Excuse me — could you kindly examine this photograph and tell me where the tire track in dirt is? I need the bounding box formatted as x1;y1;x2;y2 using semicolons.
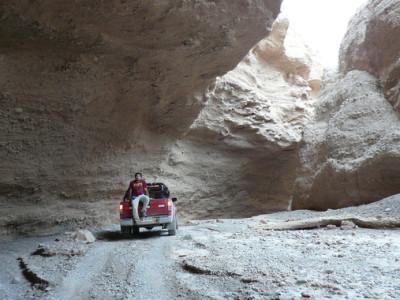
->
46;230;179;300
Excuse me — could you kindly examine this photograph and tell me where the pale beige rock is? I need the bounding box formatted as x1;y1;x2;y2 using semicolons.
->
74;229;96;243
293;0;400;211
293;70;400;210
339;0;400;112
0;0;282;233
161;17;321;219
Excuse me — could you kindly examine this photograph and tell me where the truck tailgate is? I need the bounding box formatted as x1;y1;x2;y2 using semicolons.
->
141;198;170;216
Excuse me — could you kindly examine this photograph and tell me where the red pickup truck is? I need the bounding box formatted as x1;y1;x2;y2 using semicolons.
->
119;182;178;236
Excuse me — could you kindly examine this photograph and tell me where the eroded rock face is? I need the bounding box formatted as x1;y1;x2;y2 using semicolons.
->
339;0;400;112
293;70;400;210
161;17;321;219
0;0;282;233
293;0;400;210
190;18;320;151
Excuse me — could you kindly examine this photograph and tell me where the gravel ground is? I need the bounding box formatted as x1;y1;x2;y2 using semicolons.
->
175;221;400;299
0;195;399;300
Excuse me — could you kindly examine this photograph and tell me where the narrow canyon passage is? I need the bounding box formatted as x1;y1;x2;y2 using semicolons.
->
1;0;400;299
1;0;399;231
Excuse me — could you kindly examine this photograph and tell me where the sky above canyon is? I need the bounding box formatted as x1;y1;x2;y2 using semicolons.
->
282;0;367;68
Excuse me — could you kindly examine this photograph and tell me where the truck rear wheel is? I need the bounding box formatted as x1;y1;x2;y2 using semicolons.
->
132;226;140;236
121;226;131;237
168;216;177;236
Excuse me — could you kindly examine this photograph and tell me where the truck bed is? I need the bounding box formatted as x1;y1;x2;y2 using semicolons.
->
120;198;171;219
140;198;170;216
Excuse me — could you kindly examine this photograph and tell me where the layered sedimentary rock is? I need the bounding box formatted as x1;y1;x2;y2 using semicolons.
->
162;17;321;218
293;0;400;210
0;0;282;233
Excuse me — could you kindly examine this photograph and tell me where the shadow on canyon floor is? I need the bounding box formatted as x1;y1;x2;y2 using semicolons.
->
95;229;169;241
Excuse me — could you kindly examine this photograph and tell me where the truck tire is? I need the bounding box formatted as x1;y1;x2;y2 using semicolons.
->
132;226;140;236
168;216;177;236
121;226;131;237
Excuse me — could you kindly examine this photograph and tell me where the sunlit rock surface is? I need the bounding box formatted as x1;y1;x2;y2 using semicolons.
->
162;17;321;219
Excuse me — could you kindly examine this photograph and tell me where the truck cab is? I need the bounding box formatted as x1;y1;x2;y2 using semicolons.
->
119;182;178;236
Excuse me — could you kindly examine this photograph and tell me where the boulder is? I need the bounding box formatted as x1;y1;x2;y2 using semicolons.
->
74;229;96;243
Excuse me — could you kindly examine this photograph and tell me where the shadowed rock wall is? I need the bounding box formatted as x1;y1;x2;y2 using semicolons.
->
0;0;282;233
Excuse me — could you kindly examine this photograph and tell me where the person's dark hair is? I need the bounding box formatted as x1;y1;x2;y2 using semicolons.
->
134;172;142;178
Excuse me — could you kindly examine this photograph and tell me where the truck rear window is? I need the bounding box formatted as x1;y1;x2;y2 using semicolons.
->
148;186;169;199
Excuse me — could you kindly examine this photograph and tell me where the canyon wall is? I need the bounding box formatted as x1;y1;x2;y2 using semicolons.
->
339;0;400;112
293;0;400;210
161;17;321;218
2;0;399;234
0;0;282;234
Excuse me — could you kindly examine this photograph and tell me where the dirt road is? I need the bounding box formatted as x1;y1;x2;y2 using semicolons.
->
46;230;178;300
0;227;186;300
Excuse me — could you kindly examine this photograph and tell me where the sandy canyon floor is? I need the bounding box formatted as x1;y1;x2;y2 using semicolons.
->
0;196;399;300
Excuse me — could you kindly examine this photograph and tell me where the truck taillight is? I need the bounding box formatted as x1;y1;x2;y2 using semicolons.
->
120;202;132;218
167;199;173;211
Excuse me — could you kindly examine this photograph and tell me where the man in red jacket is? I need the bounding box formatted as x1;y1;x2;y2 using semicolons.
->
126;172;150;219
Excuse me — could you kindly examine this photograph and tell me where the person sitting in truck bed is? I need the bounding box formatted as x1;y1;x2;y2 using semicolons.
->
125;172;150;219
